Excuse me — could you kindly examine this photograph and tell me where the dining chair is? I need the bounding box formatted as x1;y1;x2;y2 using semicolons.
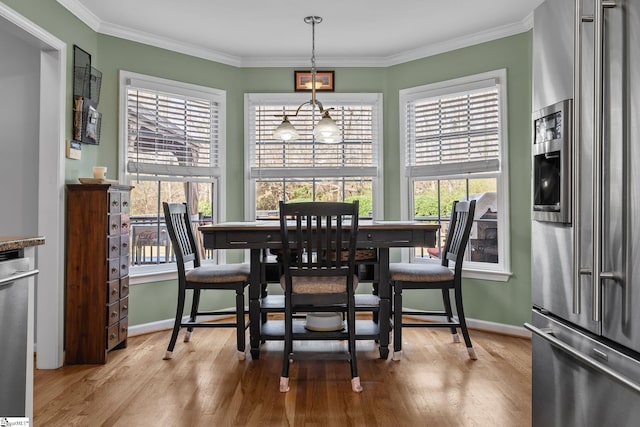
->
389;199;477;361
278;200;363;393
162;202;250;360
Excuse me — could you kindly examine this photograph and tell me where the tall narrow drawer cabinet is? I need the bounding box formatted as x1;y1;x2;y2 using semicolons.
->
65;183;132;364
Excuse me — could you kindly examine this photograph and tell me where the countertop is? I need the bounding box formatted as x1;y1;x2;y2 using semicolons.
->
0;236;45;252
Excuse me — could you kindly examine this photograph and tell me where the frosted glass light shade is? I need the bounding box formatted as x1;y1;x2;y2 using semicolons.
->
313;114;340;143
273;118;300;141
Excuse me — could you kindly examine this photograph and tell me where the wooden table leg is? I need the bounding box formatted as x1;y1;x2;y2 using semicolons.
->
249;248;262;359
377;248;390;359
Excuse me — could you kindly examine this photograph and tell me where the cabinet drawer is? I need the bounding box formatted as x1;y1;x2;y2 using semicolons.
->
120;276;130;298
107;301;120;326
108;235;120;259
120;192;130;214
109;214;121;236
119;296;129;319
107;280;120;304
107;323;120;350
121;214;130;234
120;233;130;256
120;256;129;277
109;191;121;213
119;317;128;342
108;258;120;281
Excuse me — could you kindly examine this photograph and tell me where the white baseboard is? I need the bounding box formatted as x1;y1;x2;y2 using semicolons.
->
128;313;236;337
128;311;530;339
403;314;530;338
465;317;530;338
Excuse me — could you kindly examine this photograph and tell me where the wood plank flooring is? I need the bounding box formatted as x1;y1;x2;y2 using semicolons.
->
34;319;531;426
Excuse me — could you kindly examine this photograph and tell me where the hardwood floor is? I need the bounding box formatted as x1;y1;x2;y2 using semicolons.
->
34;318;531;426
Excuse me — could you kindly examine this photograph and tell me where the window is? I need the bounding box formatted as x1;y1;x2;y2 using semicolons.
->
119;71;226;279
245;93;383;219
400;70;510;281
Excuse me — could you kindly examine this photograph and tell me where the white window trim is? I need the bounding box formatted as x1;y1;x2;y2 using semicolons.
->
118;70;227;280
244;92;384;221
399;69;511;282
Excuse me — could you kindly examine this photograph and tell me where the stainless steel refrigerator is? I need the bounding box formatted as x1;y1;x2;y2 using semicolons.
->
526;0;640;425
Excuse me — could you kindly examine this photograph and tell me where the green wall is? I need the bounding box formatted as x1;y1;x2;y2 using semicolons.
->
4;0;532;328
387;34;533;327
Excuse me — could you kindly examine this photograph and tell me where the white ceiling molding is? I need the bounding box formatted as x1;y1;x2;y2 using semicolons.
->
57;0;535;68
98;20;242;67
381;14;534;68
57;0;100;32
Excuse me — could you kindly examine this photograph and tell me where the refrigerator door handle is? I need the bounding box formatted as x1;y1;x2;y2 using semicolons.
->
572;0;582;315
592;0;617;322
525;322;640;394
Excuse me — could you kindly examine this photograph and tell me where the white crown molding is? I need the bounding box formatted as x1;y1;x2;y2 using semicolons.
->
57;1;535;68
382;12;534;67
99;21;242;67
56;0;100;31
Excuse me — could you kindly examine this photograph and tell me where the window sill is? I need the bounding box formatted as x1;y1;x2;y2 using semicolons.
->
129;267;178;285
462;267;512;282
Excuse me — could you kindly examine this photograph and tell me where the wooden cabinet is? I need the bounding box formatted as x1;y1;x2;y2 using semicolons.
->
65;184;132;364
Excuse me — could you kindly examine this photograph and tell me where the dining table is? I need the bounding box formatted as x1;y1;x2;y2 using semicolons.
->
199;220;439;359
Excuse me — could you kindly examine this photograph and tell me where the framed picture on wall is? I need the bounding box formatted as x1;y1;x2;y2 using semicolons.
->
294;70;334;92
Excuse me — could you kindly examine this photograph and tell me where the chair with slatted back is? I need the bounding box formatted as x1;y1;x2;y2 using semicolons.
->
278;200;362;393
162;202;250;360
389;199;477;361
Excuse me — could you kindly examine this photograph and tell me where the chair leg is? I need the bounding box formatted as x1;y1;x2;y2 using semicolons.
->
280;303;293;392
235;285;246;360
164;286;186;359
184;288;201;342
453;285;476;360
441;288;460;343
347;297;362;392
393;282;403;361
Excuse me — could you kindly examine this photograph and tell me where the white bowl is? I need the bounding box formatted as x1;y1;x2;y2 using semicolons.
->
304;312;344;331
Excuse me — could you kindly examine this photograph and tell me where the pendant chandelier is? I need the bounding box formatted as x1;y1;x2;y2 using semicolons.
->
273;16;341;143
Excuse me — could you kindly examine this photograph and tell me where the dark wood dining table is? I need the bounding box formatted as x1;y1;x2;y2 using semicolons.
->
199;220;439;359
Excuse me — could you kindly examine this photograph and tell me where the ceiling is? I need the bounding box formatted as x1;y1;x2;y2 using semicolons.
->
58;0;545;67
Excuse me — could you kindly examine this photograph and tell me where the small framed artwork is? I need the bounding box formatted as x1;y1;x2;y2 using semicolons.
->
294;70;335;92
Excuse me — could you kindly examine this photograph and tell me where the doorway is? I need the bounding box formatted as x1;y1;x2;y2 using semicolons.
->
0;4;66;369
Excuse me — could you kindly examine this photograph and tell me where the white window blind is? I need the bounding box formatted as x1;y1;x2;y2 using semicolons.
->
248;99;379;179
126;87;221;179
405;86;500;178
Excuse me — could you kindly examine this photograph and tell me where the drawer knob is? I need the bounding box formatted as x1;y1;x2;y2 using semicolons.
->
367;233;372;239
110;333;117;340
266;234;272;241
111;268;118;274
111;288;118;295
111;311;118;318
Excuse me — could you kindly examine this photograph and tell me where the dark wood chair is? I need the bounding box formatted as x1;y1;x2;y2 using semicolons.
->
278;200;362;393
389;200;477;361
162;202;250;360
